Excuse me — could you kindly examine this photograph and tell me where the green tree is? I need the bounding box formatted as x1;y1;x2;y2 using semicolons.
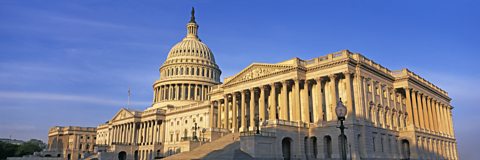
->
0;141;19;160
15;140;43;157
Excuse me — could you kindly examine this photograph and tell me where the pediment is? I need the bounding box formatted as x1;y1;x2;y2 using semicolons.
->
111;108;135;121
224;63;293;85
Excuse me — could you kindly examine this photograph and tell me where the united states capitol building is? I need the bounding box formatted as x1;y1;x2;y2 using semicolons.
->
92;9;458;160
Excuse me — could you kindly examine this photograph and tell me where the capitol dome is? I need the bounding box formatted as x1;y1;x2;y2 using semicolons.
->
151;8;221;108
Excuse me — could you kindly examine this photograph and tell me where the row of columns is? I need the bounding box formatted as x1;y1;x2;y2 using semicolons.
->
163;66;220;82
417;137;458;159
210;72;355;132
110;120;164;146
360;77;409;131
405;88;454;136
153;84;210;102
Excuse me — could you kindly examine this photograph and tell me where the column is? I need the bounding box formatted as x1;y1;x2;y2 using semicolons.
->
232;93;238;132
217;100;222;128
416;92;424;129
120;124;124;144
259;86;266;122
329;74;338;121
204;86;208;100
151;121;156;144
112;126;116;144
316;78;324;122
126;124;130;144
143;122;147;144
162;86;166;100
184;84;188;100
136;124;140;144
241;90;246;131
345;72;355;121
168;85;172;100
250;88;255;130
224;95;229;130
176;84;181;100
432;100;439;133
301;80;310;123
193;84;198;101
422;95;430;131
440;104;446;134
132;123;136;144
269;83;277;121
153;121;158;145
427;97;434;132
186;84;190;100
447;107;454;136
160;121;165;143
281;81;289;120
153;87;158;103
293;79;300;122
210;101;215;128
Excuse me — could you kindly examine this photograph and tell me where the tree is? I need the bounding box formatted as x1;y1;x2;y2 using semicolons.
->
15;140;43;157
0;141;19;160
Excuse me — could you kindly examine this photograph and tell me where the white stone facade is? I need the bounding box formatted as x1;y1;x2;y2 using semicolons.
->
96;8;458;160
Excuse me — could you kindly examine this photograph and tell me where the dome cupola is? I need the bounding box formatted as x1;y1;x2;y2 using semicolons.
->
151;8;221;109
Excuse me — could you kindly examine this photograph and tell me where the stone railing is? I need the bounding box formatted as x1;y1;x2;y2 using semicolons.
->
166;101;209;113
142;108;166;116
391;69;448;95
266;119;310;128
240;130;276;137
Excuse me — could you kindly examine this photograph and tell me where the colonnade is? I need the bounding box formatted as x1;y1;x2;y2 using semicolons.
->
417;137;458;159
110;120;164;146
210;72;356;132
360;77;408;130
153;84;210;102
404;88;454;136
162;65;220;82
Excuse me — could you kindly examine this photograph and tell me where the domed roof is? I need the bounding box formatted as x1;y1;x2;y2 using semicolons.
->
163;8;216;66
165;39;215;63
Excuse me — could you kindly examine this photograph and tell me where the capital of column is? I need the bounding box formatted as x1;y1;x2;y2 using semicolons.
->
343;71;353;77
328;74;337;80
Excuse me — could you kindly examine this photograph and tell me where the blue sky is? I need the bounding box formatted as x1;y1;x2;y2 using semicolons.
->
0;0;479;158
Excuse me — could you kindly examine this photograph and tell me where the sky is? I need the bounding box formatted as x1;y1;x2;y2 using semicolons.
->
0;0;479;158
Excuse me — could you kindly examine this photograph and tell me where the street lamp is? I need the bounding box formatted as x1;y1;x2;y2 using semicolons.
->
192;122;200;141
335;98;347;160
201;128;207;142
254;114;260;134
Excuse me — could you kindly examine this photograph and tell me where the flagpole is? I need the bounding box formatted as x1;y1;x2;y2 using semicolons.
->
128;88;131;107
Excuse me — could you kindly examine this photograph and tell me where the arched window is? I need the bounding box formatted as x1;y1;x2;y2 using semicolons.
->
338;135;348;158
196;68;200;76
282;137;292;160
324;136;332;158
186;68;189;75
180;68;183;75
311;137;318;158
175;68;178;75
401;139;410;159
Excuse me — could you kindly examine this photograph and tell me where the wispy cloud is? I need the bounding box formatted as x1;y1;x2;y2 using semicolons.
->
0;91;151;106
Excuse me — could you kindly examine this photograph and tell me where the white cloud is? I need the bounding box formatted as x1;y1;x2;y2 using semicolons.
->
0;91;151;106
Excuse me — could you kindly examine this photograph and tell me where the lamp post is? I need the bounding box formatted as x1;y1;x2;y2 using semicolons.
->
335;98;347;160
254;114;260;134
192;122;200;141
201;128;206;142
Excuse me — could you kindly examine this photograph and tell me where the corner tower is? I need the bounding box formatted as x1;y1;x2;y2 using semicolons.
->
151;8;221;109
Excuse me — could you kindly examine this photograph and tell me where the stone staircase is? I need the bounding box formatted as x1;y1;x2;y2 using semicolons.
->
164;133;253;160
